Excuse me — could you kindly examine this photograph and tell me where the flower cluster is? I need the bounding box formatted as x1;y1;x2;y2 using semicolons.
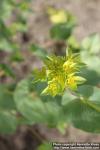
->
48;7;67;24
47;7;75;25
33;51;86;96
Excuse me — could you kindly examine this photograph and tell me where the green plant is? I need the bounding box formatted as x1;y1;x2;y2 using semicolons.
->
0;0;31;53
33;49;86;96
47;7;76;40
0;4;100;146
0;0;32;133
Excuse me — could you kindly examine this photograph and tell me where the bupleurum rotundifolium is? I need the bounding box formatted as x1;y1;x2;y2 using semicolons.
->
33;49;86;96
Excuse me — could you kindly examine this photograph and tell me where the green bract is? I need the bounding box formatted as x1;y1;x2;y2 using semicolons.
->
33;50;86;96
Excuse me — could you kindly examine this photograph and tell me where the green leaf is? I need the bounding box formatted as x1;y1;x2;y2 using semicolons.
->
0;111;17;134
80;51;100;74
77;85;100;112
77;85;94;98
0;84;18;134
62;90;76;105
63;99;100;133
89;87;100;106
30;44;47;59
14;79;62;126
0;0;13;19
10;51;24;62
0;84;16;110
81;33;100;54
32;67;47;83
68;36;80;51
57;121;68;134
0;21;12;39
37;142;52;150
0;63;15;77
14;79;44;124
79;68;100;86
50;23;74;40
0;39;19;52
9;22;27;33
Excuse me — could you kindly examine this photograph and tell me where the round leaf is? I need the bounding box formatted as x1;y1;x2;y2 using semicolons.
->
63;99;100;133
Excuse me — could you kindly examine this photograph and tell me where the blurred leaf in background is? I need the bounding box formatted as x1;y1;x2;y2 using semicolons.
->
0;111;17;134
67;36;80;52
47;7;76;40
80;34;100;75
0;63;15;78
37;142;52;150
0;0;32;56
30;44;47;59
50;23;74;40
0;84;16;110
81;33;100;54
0;84;17;133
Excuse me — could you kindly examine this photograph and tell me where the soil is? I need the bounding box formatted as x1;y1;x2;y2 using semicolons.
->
0;125;43;150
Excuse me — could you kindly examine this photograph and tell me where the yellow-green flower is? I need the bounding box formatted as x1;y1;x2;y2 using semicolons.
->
47;7;76;26
33;50;86;96
63;60;77;73
47;7;67;24
67;74;86;90
42;82;58;96
33;67;46;82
